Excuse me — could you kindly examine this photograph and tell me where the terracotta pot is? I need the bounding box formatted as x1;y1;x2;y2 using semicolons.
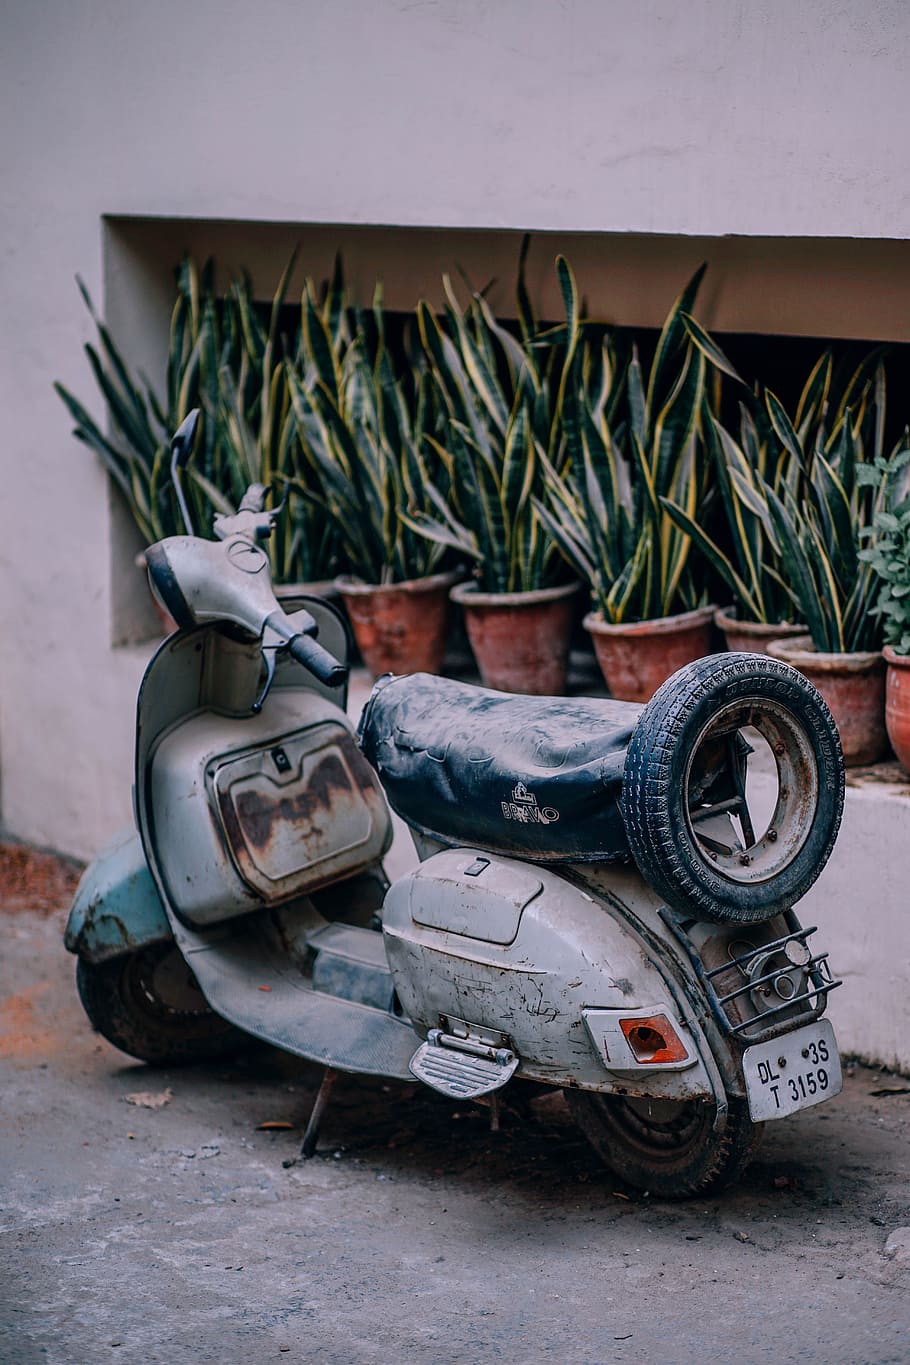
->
450;581;580;695
767;635;887;766
883;646;910;772
582;604;716;703
334;571;459;678
714;606;806;656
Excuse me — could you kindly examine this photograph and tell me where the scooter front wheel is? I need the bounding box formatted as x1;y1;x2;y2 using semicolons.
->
565;1090;761;1198
76;944;243;1066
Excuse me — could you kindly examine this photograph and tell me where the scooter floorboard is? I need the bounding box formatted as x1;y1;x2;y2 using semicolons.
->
175;921;416;1079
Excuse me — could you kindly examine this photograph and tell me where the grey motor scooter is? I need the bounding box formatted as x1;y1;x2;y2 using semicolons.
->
66;411;846;1197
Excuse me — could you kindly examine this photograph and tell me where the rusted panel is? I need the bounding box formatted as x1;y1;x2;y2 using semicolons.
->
212;727;391;904
231;750;357;851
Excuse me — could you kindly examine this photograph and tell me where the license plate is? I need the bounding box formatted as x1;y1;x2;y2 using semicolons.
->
742;1018;841;1121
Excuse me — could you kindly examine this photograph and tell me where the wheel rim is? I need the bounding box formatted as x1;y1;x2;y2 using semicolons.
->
120;945;219;1035
683;698;818;886
592;1095;712;1166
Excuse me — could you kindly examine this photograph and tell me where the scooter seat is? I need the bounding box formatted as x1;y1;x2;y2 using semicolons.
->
358;672;643;864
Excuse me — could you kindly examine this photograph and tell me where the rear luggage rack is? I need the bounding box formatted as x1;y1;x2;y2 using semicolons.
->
662;908;842;1045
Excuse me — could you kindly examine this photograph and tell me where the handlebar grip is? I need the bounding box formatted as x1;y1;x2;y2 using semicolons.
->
287;632;348;688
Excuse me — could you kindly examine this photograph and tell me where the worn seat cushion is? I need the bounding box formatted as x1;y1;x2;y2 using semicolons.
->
357;673;644;863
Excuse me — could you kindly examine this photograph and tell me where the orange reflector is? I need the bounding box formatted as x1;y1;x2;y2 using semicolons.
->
619;1014;689;1064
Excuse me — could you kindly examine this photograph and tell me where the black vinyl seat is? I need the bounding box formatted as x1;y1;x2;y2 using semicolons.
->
358;673;644;864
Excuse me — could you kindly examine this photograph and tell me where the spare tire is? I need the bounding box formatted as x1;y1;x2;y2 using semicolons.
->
621;652;844;924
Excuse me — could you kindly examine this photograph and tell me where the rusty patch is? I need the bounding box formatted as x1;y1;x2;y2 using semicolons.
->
232;749;354;851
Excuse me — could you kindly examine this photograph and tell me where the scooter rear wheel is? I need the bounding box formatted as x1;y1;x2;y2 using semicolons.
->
622;653;844;924
76;944;243;1066
565;1090;761;1198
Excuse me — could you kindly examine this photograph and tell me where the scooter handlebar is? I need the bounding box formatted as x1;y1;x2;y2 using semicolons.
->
287;632;349;688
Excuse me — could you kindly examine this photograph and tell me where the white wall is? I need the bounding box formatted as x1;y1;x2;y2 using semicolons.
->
1;1;909;1060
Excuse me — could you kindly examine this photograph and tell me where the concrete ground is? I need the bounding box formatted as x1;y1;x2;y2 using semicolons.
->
2;895;910;1365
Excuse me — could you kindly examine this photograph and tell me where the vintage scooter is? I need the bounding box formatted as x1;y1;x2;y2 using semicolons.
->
66;411;846;1197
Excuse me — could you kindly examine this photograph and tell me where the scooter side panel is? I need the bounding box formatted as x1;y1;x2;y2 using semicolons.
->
382;850;717;1101
64;827;171;963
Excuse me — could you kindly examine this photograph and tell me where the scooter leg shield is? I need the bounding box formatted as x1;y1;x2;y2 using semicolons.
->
64;826;172;964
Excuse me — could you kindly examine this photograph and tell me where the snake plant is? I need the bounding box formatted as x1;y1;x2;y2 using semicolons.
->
535;263;711;623
55;258;341;584
665;329;899;651
287;276;449;585
403;250;624;595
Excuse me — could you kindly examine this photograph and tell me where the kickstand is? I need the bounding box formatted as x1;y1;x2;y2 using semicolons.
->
285;1067;337;1165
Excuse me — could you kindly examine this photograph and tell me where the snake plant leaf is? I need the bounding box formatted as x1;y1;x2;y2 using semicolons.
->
652;346;705;502
516;232;536;350
661;496;759;619
765;486;841;651
532;494;598;587
322;252;345;348
399;509;481;562
82;344;157;466
606;530;651;623
764;391;805;471
476;292;533;388
500;401;534;528
627;349;647;450
680;314;744;386
795;350;833;441
234;279;267;372
833;349;888;435
646;263;707;419
811;449;857;591
443;277;508;437
302;284;341;407
417;300;483;446
581;404;620;560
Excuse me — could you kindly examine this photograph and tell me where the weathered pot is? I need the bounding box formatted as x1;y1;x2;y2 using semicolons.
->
334;571;459;678
883;646;910;772
767;635;887;766
450;581;580;695
583;604;716;703
714;606;806;656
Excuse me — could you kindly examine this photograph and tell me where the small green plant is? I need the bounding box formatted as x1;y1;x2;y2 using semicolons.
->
859;448;910;654
536;263;711;622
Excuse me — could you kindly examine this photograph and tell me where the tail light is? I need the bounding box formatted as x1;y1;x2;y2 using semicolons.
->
619;1013;690;1065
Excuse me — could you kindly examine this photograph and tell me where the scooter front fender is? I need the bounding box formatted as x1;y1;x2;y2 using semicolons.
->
64;826;172;964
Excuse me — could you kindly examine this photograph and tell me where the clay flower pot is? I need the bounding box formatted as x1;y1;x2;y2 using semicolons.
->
334;571;459;678
714;606;806;656
883;646;910;773
583;604;716;703
450;581;580;695
767;635;887;767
